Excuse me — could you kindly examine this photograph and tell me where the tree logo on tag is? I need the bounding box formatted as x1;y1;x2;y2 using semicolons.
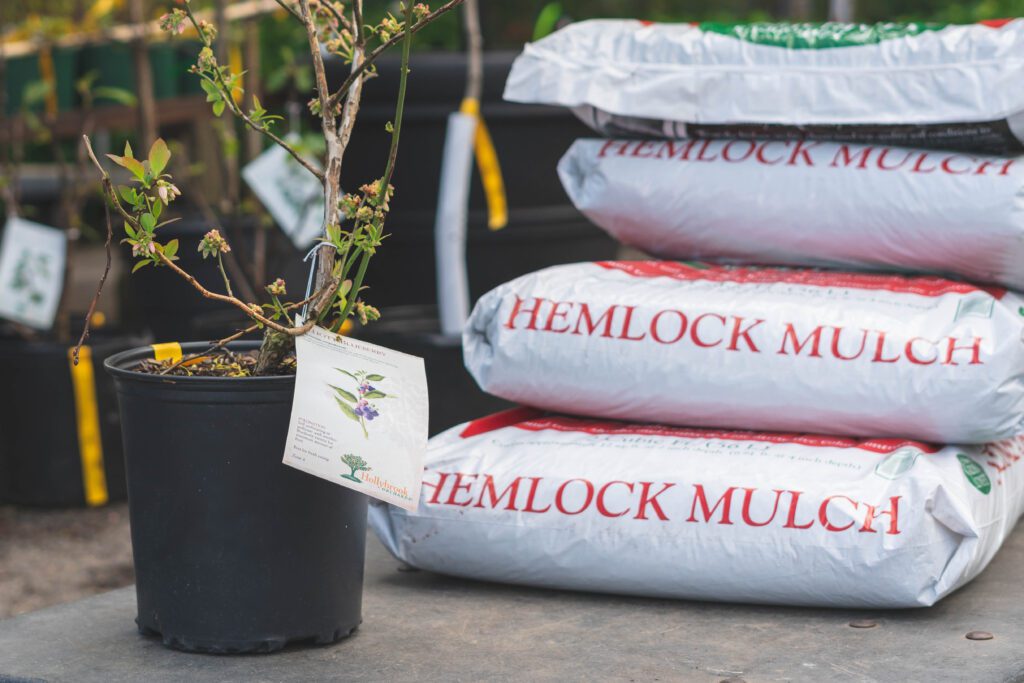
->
329;368;396;438
340;454;372;483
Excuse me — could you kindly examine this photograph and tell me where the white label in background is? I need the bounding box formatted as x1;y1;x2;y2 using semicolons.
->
283;324;429;511
242;144;324;249
0;217;67;330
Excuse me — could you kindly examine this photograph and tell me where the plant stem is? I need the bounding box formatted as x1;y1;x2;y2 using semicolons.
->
337;0;414;324
217;253;234;297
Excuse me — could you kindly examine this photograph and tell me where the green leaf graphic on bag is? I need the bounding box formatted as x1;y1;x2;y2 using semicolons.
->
957;454;992;494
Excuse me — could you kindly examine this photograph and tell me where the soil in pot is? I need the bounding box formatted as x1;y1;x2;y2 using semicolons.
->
106;341;367;653
0;331;141;507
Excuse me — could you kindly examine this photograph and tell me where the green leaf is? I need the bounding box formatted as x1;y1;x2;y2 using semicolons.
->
117;185;136;204
365;374;385;381
163;239;179;259
93;86;137;107
334;368;358;380
106;154;146;182
334;397;361;422
149;139;171;176
212;100;226;117
330;385;358;404
200;79;218;96
124;140;133;159
123;221;137;239
152;200;163;220
131;260;151;273
362;390;389;399
140;213;156;232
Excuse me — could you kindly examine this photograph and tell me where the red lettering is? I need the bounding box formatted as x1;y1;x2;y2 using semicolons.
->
596;480;634;518
783;490;815;529
657;139;700;161
830;145;872;169
905;337;938;365
631;140;657;158
778;324;823;357
727;317;764;352
871;331;901;363
696;139;719;162
687;485;736;525
722;140;756;163
756;141;787;165
423;472;450;505
635;482;675;521
554;478;594;515
741;488;785;527
943;336;984;366
830;327;869;361
445;472;479;507
505;295;545;330
859;496;901;535
522;477;551;514
787;140;820;166
650;309;688;344
819;495;857;532
543;300;573;333
691;313;726;348
877;148;914;171
573;303;616;338
473;475;521;510
597;140;631;158
618;306;647;342
940;155;972;175
911;152;936;174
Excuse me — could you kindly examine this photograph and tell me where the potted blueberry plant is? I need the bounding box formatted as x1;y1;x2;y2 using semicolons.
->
80;0;463;653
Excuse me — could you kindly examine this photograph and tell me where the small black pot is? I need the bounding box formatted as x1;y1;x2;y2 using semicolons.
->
106;342;367;654
0;334;138;507
354;307;511;435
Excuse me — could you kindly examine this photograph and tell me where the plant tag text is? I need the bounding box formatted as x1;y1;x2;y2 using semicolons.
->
0;217;67;330
283;325;428;510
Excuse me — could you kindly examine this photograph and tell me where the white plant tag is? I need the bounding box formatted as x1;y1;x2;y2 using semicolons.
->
242;144;324;249
0;217;67;330
283;324;429;510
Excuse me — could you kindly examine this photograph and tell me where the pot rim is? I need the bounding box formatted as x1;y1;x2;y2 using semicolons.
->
104;340;295;387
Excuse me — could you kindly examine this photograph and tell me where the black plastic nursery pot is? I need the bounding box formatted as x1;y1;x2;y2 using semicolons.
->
0;334;136;507
105;342;367;654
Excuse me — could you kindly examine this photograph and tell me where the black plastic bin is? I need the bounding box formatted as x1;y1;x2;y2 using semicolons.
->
106;341;367;653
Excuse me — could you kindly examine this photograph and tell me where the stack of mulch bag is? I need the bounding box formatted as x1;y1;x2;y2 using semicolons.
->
370;18;1024;608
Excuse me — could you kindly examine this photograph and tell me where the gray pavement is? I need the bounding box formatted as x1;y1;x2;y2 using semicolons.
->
1;527;1023;682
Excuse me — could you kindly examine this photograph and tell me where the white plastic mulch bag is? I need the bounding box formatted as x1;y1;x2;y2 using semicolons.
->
505;19;1024;153
370;409;1024;608
558;138;1024;289
464;262;1024;444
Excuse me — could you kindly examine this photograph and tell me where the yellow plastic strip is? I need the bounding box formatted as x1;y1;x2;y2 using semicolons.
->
67;347;109;507
460;98;508;230
229;43;244;104
38;46;57;118
151;342;183;363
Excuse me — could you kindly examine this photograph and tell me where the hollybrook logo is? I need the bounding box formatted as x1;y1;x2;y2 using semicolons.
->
502;292;987;367
422;471;902;535
596;138;1018;178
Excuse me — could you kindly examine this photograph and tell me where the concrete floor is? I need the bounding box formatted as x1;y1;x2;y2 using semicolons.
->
1;525;1022;682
